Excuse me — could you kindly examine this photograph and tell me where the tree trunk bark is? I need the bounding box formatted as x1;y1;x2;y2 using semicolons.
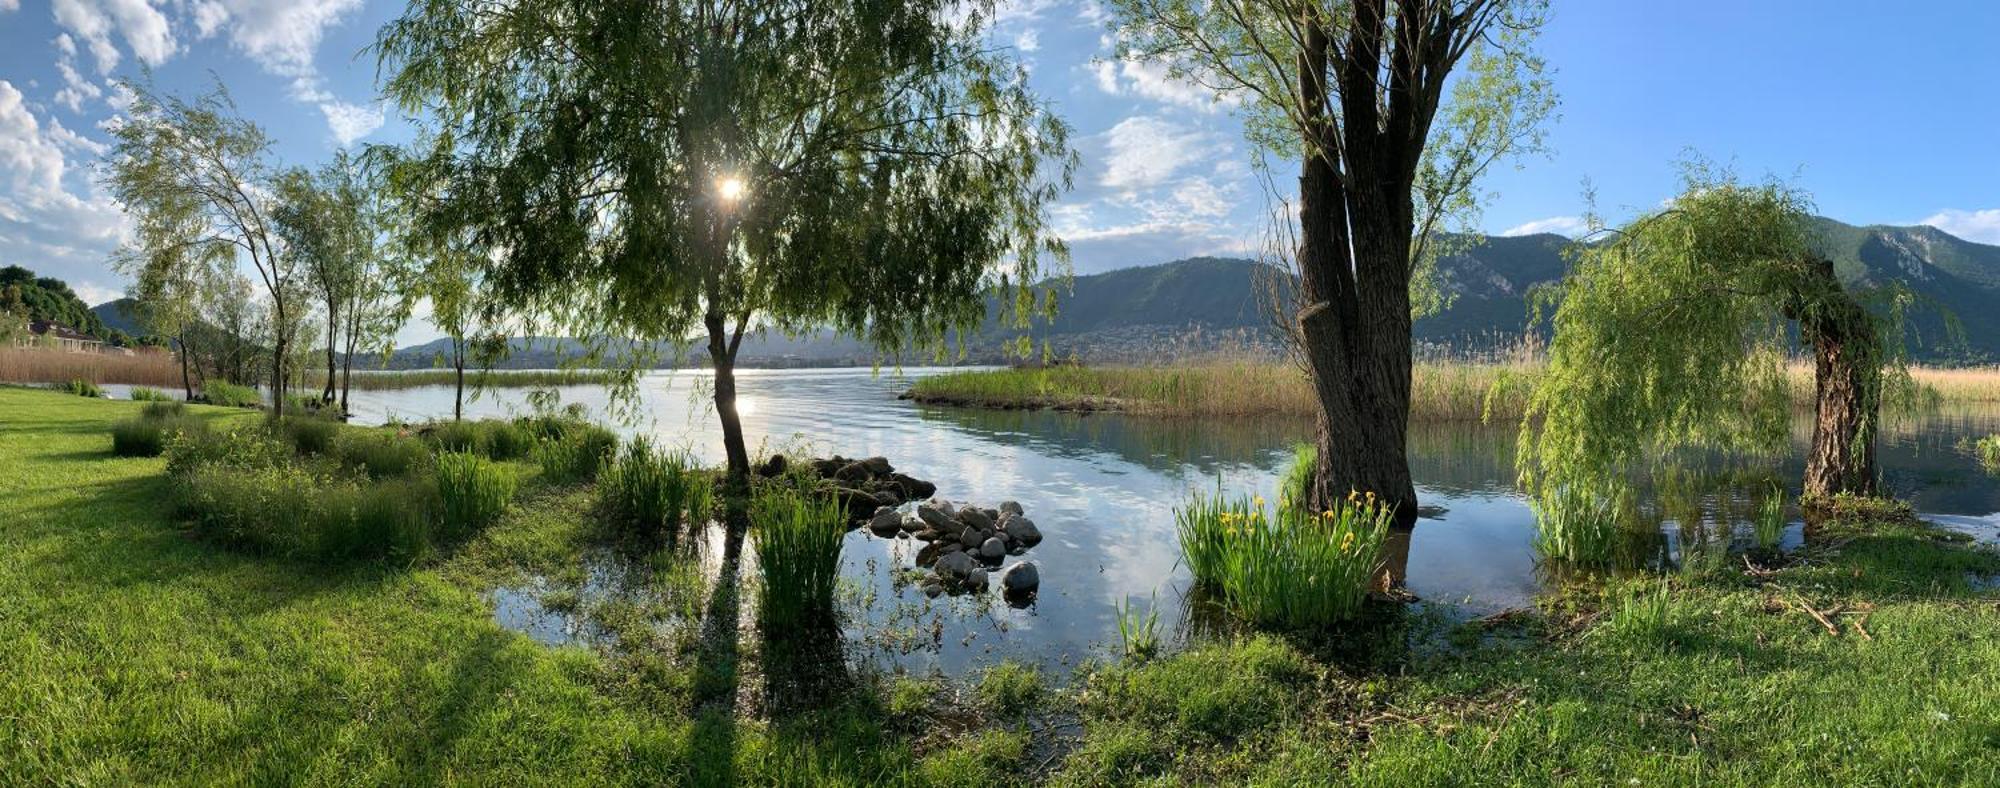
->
1801;302;1879;499
322;313;338;405
452;336;465;422
706;311;752;500
177;331;193;401
271;307;286;418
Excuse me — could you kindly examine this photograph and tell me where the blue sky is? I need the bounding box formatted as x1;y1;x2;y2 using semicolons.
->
1;0;1995;345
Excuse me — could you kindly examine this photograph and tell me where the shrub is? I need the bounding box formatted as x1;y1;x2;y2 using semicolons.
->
535;423;618;483
128;386;171;401
58;378;103;398
140;400;186;419
200;381;261;409
330;429;431;478
426;420;488;455
434;451;514;540
752;482;844;630
484;421;536;461
175;462;325;554
276;415;342;456
110;400;206;457
422;419;533;460
1176;488;1391;629
599;440;712;540
314;479;435;562
164;426;290;477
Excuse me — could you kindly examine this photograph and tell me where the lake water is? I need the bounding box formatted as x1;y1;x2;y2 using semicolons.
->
337;368;2000;676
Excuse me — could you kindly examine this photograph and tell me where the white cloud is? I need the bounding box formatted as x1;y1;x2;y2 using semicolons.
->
0;0;19;12
1099;115;1224;192
52;60;103;112
1919;209;2000;245
1090;57;1236;113
51;0;176;74
0;80;128;292
1501;216;1589;238
1014;27;1039;53
320;100;383;146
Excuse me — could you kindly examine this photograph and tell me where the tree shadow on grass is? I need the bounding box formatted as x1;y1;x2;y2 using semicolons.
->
687;522;746;787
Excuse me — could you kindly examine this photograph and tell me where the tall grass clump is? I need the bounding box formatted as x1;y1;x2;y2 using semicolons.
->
1531;484;1625;566
128;386;170;401
58;378;103;398
752;483;846;630
535;422;618;483
1176;489;1392;628
1754;485;1788;550
1976;435;2000;474
200;381;261;408
313;479;435;562
174;462;326;554
1279;443;1315;508
422;419;535;460
433;451;514;540
109;400;205;457
330;429;431;478
598;440;712;540
276;414;342;455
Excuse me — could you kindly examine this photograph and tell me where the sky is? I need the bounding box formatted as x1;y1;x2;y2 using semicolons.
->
1;0;1996;346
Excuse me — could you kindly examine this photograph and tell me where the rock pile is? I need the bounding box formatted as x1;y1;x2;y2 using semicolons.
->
758;454;938;522
877;498;1043;602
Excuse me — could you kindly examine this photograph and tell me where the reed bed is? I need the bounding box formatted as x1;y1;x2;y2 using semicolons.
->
1176;489;1392;628
598;439;713;542
911;358;2000;422
317;368;624;390
0;347;181;387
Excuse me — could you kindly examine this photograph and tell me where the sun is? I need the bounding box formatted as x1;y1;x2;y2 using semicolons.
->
716;175;747;203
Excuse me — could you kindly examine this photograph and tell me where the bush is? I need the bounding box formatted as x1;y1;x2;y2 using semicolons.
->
330;429;430;478
175;462;325;554
534;423;618;483
128;386;171;401
434;451;514;540
425;420;488;455
200;381;261;409
140;400;186;419
164;426;290;477
752;482;845;630
599;440;712;540
423;419;534;460
1177;488;1391;629
109;400;205;457
314;479;434;562
485;421;536;461
58;379;103;398
276;415;342;456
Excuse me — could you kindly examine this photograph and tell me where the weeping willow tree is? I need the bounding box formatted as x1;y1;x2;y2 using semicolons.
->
1518;169;1909;532
374;0;1072;497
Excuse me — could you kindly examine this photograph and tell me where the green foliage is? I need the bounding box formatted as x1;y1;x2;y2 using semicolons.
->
0;265;110;337
534;423;618;484
1081;634;1313;745
110;405;208;458
750;482;844;631
174;462;324;554
1531;482;1627;566
58;379;102;398
1755;485;1789;550
974;661;1044;716
163;425;289;477
421;419;534;461
1975;434;2000;474
1116;595;1163;662
1177;488;1392;628
199;381;261;409
275;415;341;456
1279;443;1315;509
329;429;431;478
128;386;170;402
308;479;435;562
1519;166;1906;509
432;451;513;540
598;440;712;541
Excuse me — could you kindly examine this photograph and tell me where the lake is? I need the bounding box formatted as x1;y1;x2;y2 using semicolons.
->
337;367;2000;677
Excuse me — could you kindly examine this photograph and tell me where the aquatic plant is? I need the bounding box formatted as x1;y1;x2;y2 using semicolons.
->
751;483;844;630
128;386;170;402
1530;483;1625;566
599;440;712;540
534;423;618;484
975;661;1044;715
1176;488;1392;629
58;378;103;398
1754;485;1788;551
422;418;536;461
1278;443;1315;510
200;381;261;409
312;479;434;562
1975;434;2000;474
433;451;514;540
330;429;431;478
1116;595;1162;662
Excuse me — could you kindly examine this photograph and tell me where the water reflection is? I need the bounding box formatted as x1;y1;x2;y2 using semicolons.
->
350;369;2000;676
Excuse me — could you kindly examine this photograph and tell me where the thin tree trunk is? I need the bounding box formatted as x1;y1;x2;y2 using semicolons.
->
322;311;338;405
452;335;465;422
271;304;287;418
177;331;193;400
705;309;752;500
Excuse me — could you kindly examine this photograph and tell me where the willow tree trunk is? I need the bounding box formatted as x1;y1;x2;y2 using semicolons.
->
322;317;339;405
1799;284;1880;499
177;332;194;400
705;309;752;502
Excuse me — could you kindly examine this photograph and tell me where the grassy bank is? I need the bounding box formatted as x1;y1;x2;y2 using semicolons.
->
4;388;1997;783
909;361;2000;421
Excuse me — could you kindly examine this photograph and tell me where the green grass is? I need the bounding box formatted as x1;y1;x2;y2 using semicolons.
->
6;387;2000;784
127;385;170;401
598;439;713;543
751;482;845;632
1976;434;2000;474
1531;482;1629;565
199;380;261;408
108;401;207;457
434;451;516;541
56;378;103;398
533;422;618;484
1176;488;1392;628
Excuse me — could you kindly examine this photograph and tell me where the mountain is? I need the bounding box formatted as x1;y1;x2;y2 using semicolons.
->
370;216;2000;368
91;298;149;337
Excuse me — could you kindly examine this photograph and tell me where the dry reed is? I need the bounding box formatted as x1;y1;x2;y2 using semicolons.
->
0;347;181;387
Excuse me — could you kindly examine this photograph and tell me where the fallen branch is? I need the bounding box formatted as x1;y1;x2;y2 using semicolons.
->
1786;591;1841;636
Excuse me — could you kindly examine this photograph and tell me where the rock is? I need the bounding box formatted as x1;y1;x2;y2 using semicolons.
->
893;474;937;500
900;514;926;533
958;507;993;531
861;456;893;476
834;487;880;520
999;516;1042;547
979;536;1005;560
756;454;789;478
958;528;985;549
916;543;940;565
868;509;902;536
937;540;964;554
834;462;871;483
1000;561;1039;593
812;457;845;477
1000;500;1024;517
873;489;900;507
967;567;989;589
936;550;976;580
917;503;958;530
927;498;956;517
981;507;1001;524
914;528;939;543
922;582;943;599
